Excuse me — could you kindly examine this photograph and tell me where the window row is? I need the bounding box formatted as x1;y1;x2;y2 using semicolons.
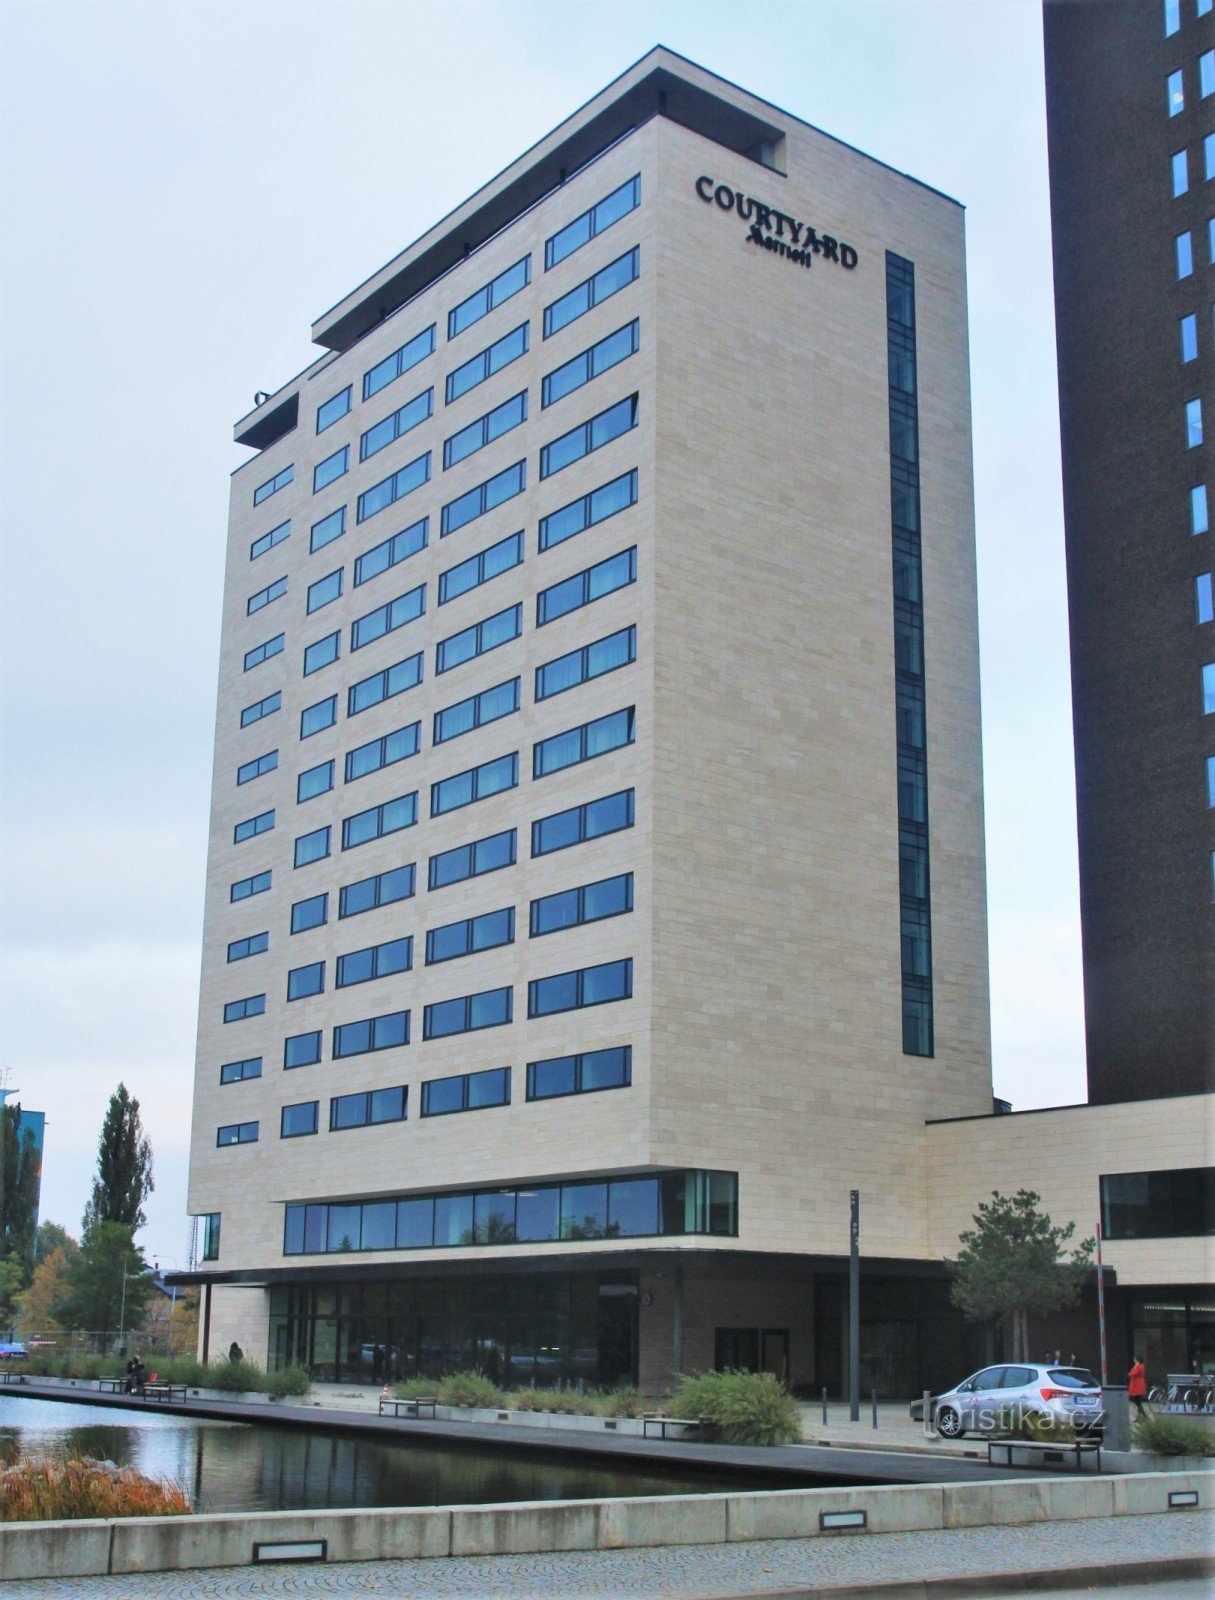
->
545;175;641;270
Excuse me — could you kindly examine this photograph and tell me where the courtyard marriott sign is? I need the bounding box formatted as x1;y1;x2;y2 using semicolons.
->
694;176;859;273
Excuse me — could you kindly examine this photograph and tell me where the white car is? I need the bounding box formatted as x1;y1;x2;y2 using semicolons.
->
930;1363;1103;1438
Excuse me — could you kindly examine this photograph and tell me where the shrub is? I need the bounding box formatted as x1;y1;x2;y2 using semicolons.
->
155;1356;205;1387
264;1364;311;1399
1015;1410;1076;1444
392;1377;440;1400
511;1387;595;1414
671;1370;802;1446
206;1357;265;1393
0;1458;192;1521
1133;1413;1215;1458
595;1386;645;1418
436;1370;502;1408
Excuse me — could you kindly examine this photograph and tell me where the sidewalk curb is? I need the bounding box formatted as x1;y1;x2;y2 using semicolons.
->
709;1553;1215;1599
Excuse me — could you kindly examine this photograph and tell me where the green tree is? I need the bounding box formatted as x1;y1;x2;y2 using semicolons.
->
52;1222;151;1342
83;1085;154;1233
0;1104;41;1306
36;1220;78;1262
947;1189;1095;1362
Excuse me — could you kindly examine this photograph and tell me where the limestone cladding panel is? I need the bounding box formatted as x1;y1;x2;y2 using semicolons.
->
636;1260;816;1390
925;1095;1215;1284
203;1284;270;1366
645;119;991;1266
190;132;674;1275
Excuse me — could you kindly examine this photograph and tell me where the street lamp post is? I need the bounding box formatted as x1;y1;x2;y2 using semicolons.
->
154;1256;179;1357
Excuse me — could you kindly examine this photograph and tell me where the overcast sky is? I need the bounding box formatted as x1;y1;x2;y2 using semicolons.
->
0;0;1081;1270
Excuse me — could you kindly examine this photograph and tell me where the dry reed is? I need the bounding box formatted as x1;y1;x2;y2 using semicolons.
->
0;1457;192;1521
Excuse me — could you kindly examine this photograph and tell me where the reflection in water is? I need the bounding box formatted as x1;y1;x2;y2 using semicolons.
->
0;1397;805;1513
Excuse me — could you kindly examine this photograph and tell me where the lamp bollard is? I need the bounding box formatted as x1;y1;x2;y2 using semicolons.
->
821;1386;828;1426
872;1387;878;1428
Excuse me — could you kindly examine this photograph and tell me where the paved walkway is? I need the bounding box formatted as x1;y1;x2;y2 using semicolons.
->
5;1513;1210;1599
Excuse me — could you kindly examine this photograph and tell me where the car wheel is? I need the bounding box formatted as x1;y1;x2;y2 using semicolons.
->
936;1406;963;1438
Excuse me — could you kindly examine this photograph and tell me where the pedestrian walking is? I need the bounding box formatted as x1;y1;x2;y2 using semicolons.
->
1128;1354;1147;1417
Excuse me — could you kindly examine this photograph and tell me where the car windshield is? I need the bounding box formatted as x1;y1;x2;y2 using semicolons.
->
1048;1367;1098;1388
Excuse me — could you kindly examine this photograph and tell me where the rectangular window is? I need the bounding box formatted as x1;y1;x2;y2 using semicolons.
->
527;1044;631;1101
440;460;526;537
230;869;272;902
535;625;636;701
448;256;530;340
533;706;635;778
226;931;268;961
294;825;331;868
332;1009;409;1058
1203;661;1215;712
223;993;265;1023
303;630;341;677
345;721;420;782
538;546;636;626
530;872;633;937
439;530;523;606
253;464;293;505
357;452;431;525
1178;230;1194;277
336;935;412;988
542;320;639;408
237;750;277;786
430;751;518;816
217;1121;258;1146
421;1067;509;1117
233;809;274;844
310;506;346;554
291;892;328;934
434;677;520;745
1201;0;1213;17
436;601;522;674
240;690;281;729
1101;1167;1214;1239
354;517;428;588
307;568;343;614
422;986;512;1039
284;1030;322;1069
297;760;334;803
363;324;435;402
1166;0;1180;32
251;520;289;561
317;386;351;433
1202;49;1214;97
546;175;641;270
531;787;635;857
1208;754;1215;806
351;583;426;651
1198;571;1214;623
1193;483;1209;533
544;247;639;338
313;445;349;493
338;862;416;919
219;1057;261;1085
244;632;285;672
287;961;325;1001
1182;313;1199;361
446;322;528;403
527;958;632;1017
341;792;418;850
1174;148;1190;197
426;906;514;964
300;696;338;740
330;1086;407;1131
247;575;287;616
348;651;423;716
360;387;433;462
428;827;516;891
1169;67;1185;116
443;390;527;470
1187;396;1204;446
281;1101;318;1138
538;469;637;553
1207;132;1215;180
540;395;638;479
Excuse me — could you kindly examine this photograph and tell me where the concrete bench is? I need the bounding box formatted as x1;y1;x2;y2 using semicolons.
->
141;1382;188;1404
987;1435;1101;1473
641;1414;712;1441
379;1395;437;1419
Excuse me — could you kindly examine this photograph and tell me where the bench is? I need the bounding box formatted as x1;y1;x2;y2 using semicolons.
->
379;1395;437;1419
141;1382;188;1405
0;1368;24;1385
987;1436;1101;1473
97;1376;127;1394
641;1414;712;1441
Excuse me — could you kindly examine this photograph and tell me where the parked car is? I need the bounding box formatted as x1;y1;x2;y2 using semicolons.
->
0;1342;27;1361
914;1363;1103;1438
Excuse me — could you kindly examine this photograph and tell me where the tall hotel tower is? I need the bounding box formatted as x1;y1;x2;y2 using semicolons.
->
185;49;994;1393
1044;0;1215;1102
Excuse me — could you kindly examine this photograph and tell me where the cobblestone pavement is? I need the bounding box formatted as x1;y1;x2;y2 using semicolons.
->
6;1512;1210;1599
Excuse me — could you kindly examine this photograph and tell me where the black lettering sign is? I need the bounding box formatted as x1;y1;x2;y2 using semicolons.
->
695;176;859;276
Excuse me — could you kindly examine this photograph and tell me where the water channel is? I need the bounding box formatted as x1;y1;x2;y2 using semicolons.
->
0;1397;834;1513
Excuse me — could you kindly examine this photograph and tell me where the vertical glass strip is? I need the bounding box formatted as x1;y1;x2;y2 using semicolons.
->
886;252;934;1057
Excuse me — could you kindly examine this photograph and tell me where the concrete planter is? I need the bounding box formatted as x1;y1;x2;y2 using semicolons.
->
430;1403;651;1435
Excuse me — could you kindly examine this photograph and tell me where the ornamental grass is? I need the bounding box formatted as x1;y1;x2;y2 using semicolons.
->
0;1457;192;1522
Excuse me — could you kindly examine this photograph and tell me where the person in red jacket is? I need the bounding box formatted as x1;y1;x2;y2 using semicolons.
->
1128;1355;1148;1417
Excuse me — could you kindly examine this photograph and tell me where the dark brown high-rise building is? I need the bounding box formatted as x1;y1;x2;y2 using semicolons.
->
1044;0;1215;1103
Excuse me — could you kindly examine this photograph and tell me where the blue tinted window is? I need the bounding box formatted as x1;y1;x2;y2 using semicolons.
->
531;789;635;857
434;677;519;745
436;602;522;674
291;893;328;934
542;320;639;407
428;827;516;891
332;1009;409;1058
545;176;640;269
233;809;275;844
294;826;331;868
244;632;285;671
336;936;412;987
448;257;530;339
297;760;334;803
439;530;523;605
534;707;635;778
530;873;632;936
528;1045;630;1100
539;470;637;553
287;961;325;1001
351;583;426;651
313;446;349;493
363;325;436;401
237;749;278;786
422;986;512;1039
540;395;637;480
538;547;635;626
360;387;433;462
303;630;341;676
426;906;514;964
422;1067;509;1116
284;1030;322;1069
341;792;417;850
330;1085;407;1130
217;1120;259;1145
253;464;293;505
446;322;529;403
230;869;272;902
528;958;632;1017
251;520;290;561
317;386;351;433
354;518;428;587
240;691;281;729
440;460;526;538
345;721;420;782
307;569;343;614
348;652;423;717
536;626;635;701
443;391;527;469
247;576;287;616
543;248;639;338
220;1056;262;1084
310;507;346;553
223;993;265;1023
431;752;518;817
357;453;431;524
226;930;269;961
281;1101;318;1138
300;696;337;739
338;862;416;919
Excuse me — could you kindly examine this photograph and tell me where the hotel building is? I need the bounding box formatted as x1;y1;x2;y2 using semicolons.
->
183;48;1212;1394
